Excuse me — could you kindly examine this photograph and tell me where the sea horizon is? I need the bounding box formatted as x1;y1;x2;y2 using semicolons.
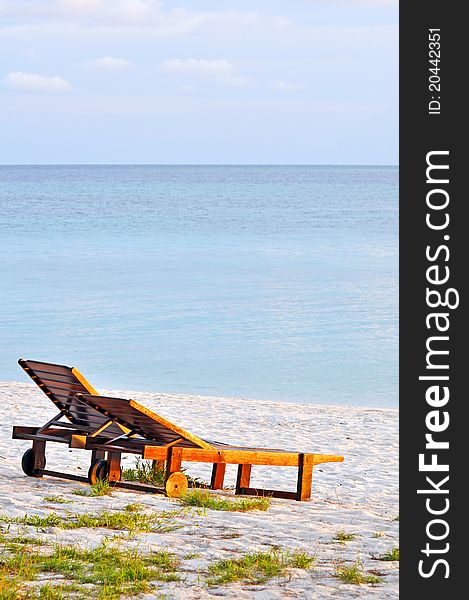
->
1;163;399;167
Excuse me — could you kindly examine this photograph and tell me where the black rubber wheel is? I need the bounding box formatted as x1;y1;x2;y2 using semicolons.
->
88;459;109;485
21;448;44;477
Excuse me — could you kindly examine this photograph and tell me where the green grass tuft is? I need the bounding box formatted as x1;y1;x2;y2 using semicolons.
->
38;583;67;599
183;552;201;560
334;531;356;542
43;496;71;505
72;480;112;497
378;547;399;561
4;514;63;529
1;533;181;600
123;503;144;513
121;458;166;486
335;563;383;585
179;489;270;512
0;506;183;535
43;544;181;595
6;535;46;547
207;549;315;585
122;458;210;489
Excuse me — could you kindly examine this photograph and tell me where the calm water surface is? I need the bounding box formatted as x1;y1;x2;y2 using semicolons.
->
0;165;398;407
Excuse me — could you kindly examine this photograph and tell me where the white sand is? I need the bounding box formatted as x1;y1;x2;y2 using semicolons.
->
0;381;398;598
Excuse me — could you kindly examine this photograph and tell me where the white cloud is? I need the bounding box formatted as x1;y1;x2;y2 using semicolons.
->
4;71;72;92
162;58;231;77
273;81;305;91
87;56;132;70
56;0;163;21
161;58;248;86
0;1;268;38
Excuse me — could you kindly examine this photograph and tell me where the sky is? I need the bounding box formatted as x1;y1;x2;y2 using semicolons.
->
0;1;398;164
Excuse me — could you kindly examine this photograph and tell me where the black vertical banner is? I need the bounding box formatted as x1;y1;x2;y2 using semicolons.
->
400;3;465;598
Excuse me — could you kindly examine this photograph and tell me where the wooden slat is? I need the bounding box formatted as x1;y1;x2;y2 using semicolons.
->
20;359;73;376
35;377;83;394
85;439;151;455
144;446;301;466
13;426;41;438
35;380;86;392
18;359;128;437
145;446;343;467
78;394;213;450
71;367;99;395
13;425;78;440
33;373;84;385
141;446;169;461
87;434;147;447
12;431;72;444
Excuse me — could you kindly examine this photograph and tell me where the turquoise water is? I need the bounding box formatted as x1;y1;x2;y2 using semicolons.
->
0;165;397;407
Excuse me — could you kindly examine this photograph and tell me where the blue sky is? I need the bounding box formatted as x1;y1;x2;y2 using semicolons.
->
0;1;398;164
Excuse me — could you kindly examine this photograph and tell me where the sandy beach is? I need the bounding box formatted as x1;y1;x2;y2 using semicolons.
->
0;381;398;598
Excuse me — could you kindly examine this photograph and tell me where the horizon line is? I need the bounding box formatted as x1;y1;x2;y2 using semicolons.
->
0;163;399;167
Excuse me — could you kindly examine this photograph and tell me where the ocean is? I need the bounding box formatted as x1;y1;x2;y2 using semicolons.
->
0;165;398;407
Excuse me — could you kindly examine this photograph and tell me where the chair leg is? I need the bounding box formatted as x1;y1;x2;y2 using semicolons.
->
32;440;46;473
91;449;106;464
296;454;314;501
108;452;122;482
210;463;226;490
165;447;182;480
235;464;252;495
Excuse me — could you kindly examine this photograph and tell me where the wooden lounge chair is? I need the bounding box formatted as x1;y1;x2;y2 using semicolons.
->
12;360;343;500
12;359;129;482
70;393;344;501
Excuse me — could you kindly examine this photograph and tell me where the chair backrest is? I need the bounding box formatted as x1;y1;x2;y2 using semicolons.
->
77;393;215;449
18;359;123;435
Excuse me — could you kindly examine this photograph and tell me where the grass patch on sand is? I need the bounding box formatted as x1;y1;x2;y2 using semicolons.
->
1;544;37;596
43;496;72;505
122;458;166;487
123;503;144;513
3;536;47;552
207;549;315;585
122;458;210;489
38;583;83;599
179;489;270;512
1;535;181;600
39;544;181;593
72;480;112;497
378;547;399;561
0;506;184;535
335;563;383;585
334;531;356;542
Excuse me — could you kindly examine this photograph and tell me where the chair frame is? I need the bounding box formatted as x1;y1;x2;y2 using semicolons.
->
12;360;344;501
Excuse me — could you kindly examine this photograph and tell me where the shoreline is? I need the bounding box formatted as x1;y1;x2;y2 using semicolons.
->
1;379;400;413
1;380;398;598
